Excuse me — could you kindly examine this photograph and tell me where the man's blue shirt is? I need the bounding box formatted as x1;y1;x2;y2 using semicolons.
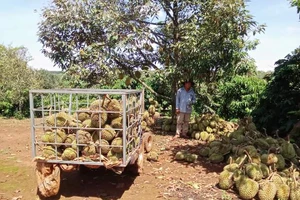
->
176;87;196;113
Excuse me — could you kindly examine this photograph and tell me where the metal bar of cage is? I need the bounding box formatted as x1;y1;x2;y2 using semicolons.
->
122;94;127;165
30;89;143;95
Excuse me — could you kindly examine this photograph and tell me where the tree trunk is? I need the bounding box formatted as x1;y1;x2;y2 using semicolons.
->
171;78;178;120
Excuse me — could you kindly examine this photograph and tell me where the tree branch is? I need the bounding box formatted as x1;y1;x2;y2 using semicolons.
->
134;19;166;26
136;47;160;69
114;59;171;101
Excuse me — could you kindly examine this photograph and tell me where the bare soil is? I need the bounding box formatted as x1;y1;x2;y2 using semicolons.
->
0;118;239;200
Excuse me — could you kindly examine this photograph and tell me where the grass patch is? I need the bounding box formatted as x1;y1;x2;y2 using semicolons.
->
0;164;19;173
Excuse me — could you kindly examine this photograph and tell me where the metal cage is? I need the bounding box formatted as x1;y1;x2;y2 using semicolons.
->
29;89;145;168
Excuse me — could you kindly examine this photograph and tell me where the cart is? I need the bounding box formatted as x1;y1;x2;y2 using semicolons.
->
29;89;153;198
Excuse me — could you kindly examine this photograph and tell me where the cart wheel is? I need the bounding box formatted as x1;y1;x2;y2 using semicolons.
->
35;162;61;198
143;132;153;153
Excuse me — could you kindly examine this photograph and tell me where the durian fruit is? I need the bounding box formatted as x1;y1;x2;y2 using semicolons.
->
194;132;201;140
77;130;92;144
111;117;123;129
245;163;263;181
185;153;198;163
101;125;116;142
82;119;93;131
209;146;220;156
73;109;90;122
281;141;296;160
275;154;286;171
289;181;300;200
107;149;122;162
175;151;186;161
206;126;213;133
111;137;123;153
147;151;159;162
234;172;246;189
258;180;277;200
200;131;209;141
208;140;222;148
265;137;278;146
95;139;110;155
219;144;232;155
254;138;270;150
289;170;300;200
134;71;142;79
209;121;217;128
48;129;67;147
41;129;53;143
153;112;160;121
64;134;76;148
106;99;121;119
71;140;77;150
90;99;109;111
42;146;58;158
61;147;77;160
146;117;155;127
260;163;270;178
192;123;199;131
275;175;290;200
207;134;215;142
223;163;239;172
82;144;97;156
208;153;224;164
237;177;259;200
261;153;278;165
199;147;210;157
90;108;108;128
46;112;79;127
141;121;147;131
148;105;156;115
142;111;150;121
218;170;234;190
125;77;131;86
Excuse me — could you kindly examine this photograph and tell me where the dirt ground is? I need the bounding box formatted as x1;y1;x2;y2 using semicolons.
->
0;118;239;200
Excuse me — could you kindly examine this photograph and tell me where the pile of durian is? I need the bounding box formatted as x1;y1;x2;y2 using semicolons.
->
219;153;300;200
189;113;237;142
160;113;237;137
197;116;300;200
141;98;161;131
39;95;141;164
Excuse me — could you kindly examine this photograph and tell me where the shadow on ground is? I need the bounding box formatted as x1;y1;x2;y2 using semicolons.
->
169;142;225;174
40;167;138;200
153;129;225;174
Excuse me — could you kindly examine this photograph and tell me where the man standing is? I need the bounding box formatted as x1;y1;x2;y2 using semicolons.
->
174;80;196;139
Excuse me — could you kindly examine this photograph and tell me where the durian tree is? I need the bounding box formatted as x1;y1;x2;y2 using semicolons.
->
38;0;265;117
252;47;300;136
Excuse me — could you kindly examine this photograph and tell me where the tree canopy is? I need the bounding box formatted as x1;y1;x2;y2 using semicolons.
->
252;47;300;136
38;0;265;117
38;0;264;81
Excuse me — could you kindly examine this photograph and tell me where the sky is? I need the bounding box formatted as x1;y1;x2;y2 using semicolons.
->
0;0;299;72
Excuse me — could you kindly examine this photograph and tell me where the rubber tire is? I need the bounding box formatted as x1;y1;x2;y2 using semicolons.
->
143;132;153;153
36;162;61;198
